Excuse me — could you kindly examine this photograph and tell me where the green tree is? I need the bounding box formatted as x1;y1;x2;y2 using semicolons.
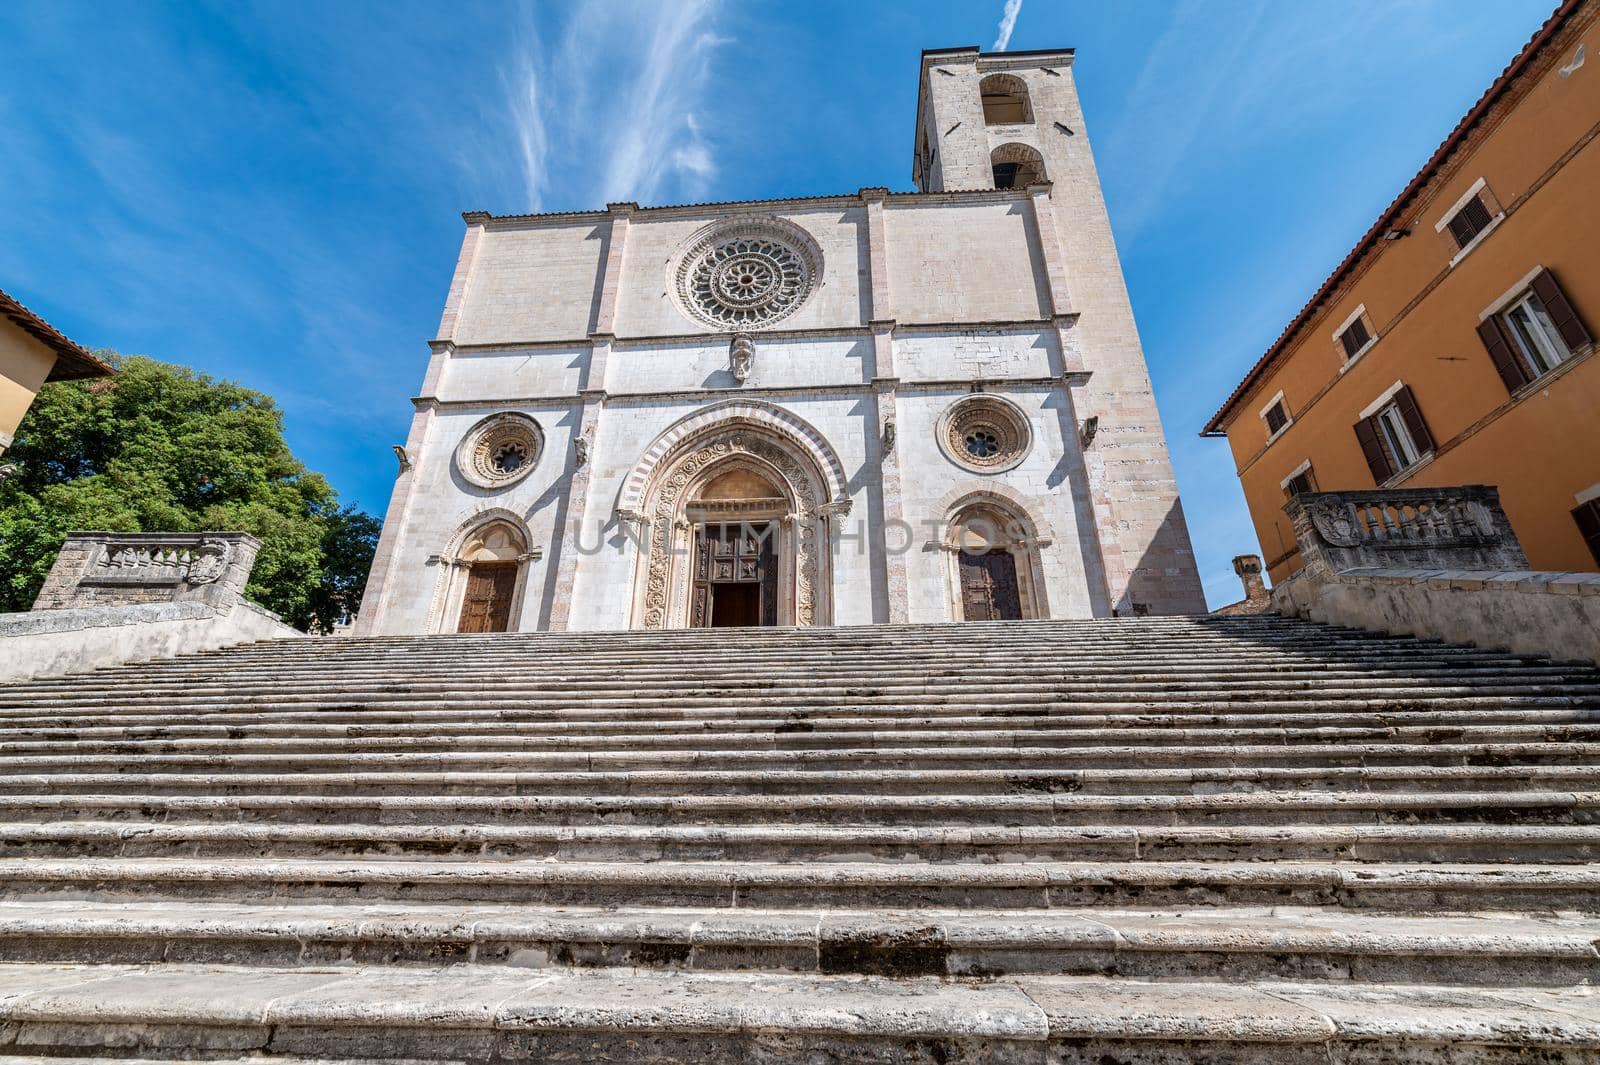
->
0;353;380;631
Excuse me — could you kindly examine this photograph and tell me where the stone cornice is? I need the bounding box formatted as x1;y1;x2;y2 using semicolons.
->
414;375;1069;412
435;319;1060;355
463;187;1034;230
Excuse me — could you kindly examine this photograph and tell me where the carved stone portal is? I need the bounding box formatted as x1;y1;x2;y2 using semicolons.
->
638;428;830;629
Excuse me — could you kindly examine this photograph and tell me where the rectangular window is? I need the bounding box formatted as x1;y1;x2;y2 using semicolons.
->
1446;193;1495;250
1375;401;1421;470
1354;384;1435;485
1263;400;1289;435
1476;268;1593;394
1575;500;1600;568
1502;290;1571;376
1339;316;1372;359
1283;467;1318;499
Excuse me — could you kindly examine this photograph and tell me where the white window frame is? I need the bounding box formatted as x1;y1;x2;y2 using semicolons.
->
1374;400;1422;472
1501;289;1573;378
1333;304;1379;372
1359;379;1430;480
1575;481;1600;507
1279;458;1315;497
1434;177;1505;267
1258;389;1292;443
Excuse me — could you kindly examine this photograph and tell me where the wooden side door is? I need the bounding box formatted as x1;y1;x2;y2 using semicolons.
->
959;549;1023;621
458;561;518;633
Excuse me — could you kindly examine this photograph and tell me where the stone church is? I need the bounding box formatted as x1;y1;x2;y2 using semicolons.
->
354;46;1205;635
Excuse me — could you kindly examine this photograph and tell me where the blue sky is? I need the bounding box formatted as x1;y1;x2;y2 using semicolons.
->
0;0;1557;606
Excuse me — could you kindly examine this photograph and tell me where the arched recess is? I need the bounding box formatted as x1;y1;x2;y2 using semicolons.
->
427;508;540;633
617;399;850;516
933;485;1053;622
619;406;851;630
979;74;1033;125
990;142;1046;190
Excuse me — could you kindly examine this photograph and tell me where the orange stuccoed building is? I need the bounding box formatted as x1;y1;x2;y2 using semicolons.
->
1204;0;1600;584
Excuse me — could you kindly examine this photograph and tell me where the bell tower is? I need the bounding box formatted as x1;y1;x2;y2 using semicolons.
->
913;46;1079;193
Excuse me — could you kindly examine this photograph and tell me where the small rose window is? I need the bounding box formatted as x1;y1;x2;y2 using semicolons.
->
455;413;544;489
938;396;1032;474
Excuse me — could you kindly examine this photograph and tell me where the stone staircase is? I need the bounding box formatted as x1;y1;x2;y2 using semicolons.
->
0;614;1596;1062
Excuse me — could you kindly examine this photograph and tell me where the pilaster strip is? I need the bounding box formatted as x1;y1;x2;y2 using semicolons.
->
546;386;605;631
352;400;440;635
434;223;485;343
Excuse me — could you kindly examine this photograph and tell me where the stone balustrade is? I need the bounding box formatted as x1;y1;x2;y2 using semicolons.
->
1275;486;1597;663
1284;485;1529;577
32;531;263;611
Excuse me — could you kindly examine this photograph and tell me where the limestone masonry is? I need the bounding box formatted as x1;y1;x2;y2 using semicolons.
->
0;615;1598;1060
355;45;1205;635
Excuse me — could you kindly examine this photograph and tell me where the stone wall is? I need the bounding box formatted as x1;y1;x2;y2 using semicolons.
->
4;531;301;680
0;599;302;681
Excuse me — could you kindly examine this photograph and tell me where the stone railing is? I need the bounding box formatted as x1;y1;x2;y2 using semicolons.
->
1274;487;1597;663
32;532;263;611
1284;486;1529;576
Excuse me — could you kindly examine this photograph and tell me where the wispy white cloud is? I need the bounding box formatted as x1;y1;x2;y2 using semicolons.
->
993;0;1024;51
498;1;726;212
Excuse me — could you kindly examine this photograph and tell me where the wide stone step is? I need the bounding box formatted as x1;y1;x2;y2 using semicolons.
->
10;763;1599;797
20;658;1589;687
11;662;1594;693
8;706;1600;745
3;739;1595;775
74;666;1570;698
1;962;1596;1063
6;820;1600;864
1;899;1595;986
3;857;1598;910
9;721;1600;757
7;694;1598;732
4;789;1591;828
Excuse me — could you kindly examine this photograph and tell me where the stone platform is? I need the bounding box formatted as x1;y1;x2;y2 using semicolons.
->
0;615;1596;1061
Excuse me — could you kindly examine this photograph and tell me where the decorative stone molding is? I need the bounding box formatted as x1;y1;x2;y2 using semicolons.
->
1284;486;1528;577
632;418;844;630
32;532;263;612
454;412;544;490
617;399;851;517
936;394;1033;473
669;217;822;330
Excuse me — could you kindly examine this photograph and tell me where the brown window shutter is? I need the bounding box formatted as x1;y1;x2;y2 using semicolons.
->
1354;416;1394;484
1394;386;1435;454
1476;317;1532;393
1574;501;1600;567
1530;268;1593;352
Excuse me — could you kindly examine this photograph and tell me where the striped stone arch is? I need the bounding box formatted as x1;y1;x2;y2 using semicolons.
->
932;481;1057;544
617;399;851;515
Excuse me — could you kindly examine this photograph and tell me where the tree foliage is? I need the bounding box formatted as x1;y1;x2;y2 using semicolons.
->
0;354;380;631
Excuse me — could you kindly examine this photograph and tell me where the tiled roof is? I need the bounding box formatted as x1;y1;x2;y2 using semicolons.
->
1201;0;1584;436
0;287;115;381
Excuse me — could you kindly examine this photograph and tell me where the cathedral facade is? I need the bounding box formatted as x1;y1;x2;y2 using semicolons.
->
354;46;1205;635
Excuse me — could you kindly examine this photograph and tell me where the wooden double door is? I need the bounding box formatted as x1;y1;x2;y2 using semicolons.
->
959;548;1023;621
457;562;518;633
691;521;778;628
